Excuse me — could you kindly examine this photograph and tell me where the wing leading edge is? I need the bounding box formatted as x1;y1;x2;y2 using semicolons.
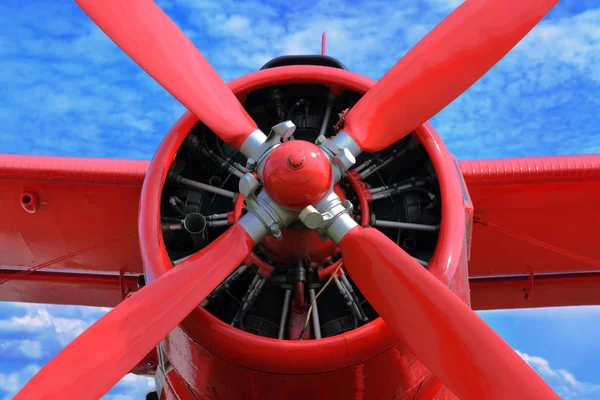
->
462;155;600;310
2;154;599;310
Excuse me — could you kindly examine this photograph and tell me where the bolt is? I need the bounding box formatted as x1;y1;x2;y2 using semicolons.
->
315;135;326;145
269;223;283;241
246;157;257;171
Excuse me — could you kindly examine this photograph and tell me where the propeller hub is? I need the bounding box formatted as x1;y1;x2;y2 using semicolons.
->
262;140;332;209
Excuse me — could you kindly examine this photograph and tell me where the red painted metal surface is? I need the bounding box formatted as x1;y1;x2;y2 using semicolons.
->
0;48;583;398
0;0;591;395
470;272;600;310
347;169;371;226
317;259;344;280
258;185;346;264
461;155;600;277
343;0;558;152
262;140;332;209
20;193;39;213
161;368;196;400
288;307;311;340
0;155;147;280
461;155;600;184
229;65;376;97
0;154;148;183
417;123;470;287
260;228;338;265
0;270;138;307
75;0;257;150
136;66;471;398
1;62;575;397
164;326;441;400
339;226;558;400
130;348;158;376
16;223;254;399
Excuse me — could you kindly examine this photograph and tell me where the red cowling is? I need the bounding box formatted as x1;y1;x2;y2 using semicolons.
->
338;226;560;400
15;224;255;400
75;0;258;150
343;0;559;153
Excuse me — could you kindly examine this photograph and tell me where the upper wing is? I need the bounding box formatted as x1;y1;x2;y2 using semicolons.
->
5;153;599;310
461;155;600;310
0;154;148;307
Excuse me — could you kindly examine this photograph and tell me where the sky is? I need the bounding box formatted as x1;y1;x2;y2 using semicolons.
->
0;0;599;398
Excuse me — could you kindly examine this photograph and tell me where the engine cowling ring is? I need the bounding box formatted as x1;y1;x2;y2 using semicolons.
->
138;65;467;375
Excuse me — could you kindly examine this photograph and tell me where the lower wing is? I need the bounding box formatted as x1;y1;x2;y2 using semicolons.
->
461;155;600;310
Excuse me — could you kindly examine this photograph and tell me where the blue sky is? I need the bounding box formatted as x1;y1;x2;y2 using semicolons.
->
0;0;599;398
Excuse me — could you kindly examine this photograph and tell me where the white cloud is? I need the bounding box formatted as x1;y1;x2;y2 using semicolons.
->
221;15;252;36
154;0;600;160
0;0;597;160
4;308;91;345
102;374;156;400
0;340;43;359
511;8;600;82
517;351;600;400
518;351;559;378
424;0;464;11
0;364;41;400
428;4;600;159
103;396;135;400
120;373;156;390
17;341;42;359
171;0;429;79
0;303;154;398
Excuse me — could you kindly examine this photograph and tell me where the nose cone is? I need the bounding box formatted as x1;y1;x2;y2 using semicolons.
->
262;141;332;209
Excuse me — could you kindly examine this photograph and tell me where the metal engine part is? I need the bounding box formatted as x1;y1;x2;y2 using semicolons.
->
159;83;441;340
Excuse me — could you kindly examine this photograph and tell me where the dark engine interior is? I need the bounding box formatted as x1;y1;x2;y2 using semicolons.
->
159;81;441;340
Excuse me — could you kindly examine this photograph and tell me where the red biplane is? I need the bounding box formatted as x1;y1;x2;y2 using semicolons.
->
2;0;598;398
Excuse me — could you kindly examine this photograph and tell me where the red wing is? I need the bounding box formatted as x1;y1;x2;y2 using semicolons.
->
461;155;600;310
0;154;147;307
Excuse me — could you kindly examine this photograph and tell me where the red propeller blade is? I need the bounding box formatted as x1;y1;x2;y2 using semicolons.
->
338;226;559;400
75;0;258;150
15;224;255;399
343;0;558;152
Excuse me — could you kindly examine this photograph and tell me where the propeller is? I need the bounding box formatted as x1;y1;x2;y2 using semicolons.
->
16;0;562;398
337;226;559;400
342;0;559;153
14;224;255;399
75;0;258;150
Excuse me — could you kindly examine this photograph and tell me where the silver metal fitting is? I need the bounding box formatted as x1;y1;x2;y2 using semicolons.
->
246;157;257;171
237;212;269;246
239;124;363;244
324;213;358;244
239;173;260;198
334;148;357;171
329;131;361;158
238;172;282;240
270;120;296;141
238;172;300;241
317;131;361;183
298;190;357;243
244;121;297;179
240;129;267;159
299;199;352;230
